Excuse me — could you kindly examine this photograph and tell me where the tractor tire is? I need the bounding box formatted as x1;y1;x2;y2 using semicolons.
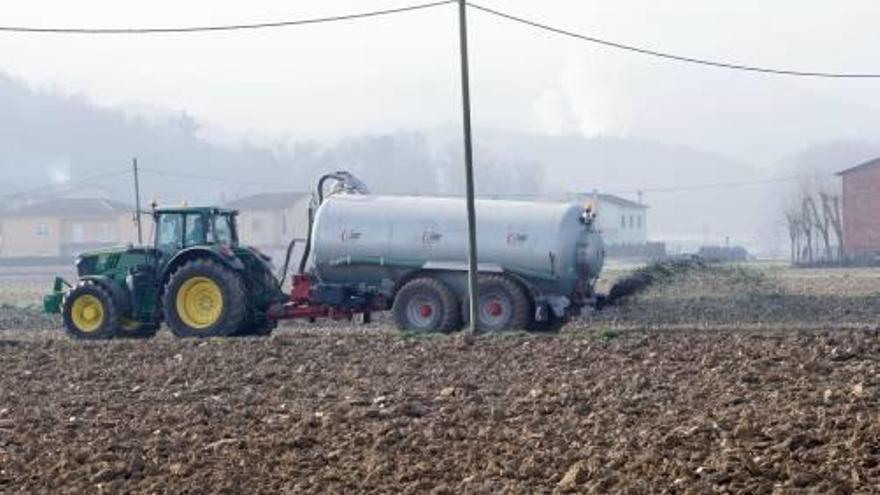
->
392;277;461;333
117;320;160;339
462;274;531;332
62;281;120;340
237;318;277;337
163;258;246;338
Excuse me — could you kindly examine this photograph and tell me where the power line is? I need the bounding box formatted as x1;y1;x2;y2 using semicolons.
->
0;0;453;34
0;169;131;199
468;2;880;79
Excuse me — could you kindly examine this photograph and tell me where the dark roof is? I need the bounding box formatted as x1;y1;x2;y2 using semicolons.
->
4;198;132;217
570;192;647;209
225;192;309;210
154;206;237;215
837;157;880;176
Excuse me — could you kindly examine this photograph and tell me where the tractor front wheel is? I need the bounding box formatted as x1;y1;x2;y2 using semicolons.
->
62;282;119;340
163;259;246;338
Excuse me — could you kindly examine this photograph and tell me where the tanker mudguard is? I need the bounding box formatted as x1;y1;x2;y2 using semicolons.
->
161;246;245;282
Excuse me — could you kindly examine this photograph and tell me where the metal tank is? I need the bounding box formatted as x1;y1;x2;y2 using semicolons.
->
308;194;604;310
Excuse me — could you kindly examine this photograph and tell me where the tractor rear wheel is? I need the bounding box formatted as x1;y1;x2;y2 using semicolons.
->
117;320;160;339
392;277;461;333
237;318;277;337
163;259;246;338
62;282;119;340
462;274;531;332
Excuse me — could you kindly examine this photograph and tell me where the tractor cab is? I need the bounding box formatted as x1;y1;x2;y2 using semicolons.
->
152;207;239;253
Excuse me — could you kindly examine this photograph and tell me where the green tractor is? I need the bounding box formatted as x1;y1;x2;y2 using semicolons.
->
44;206;285;339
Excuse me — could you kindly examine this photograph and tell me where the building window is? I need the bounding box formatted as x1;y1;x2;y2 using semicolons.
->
620;215;626;229
629;215;634;228
636;216;642;229
36;225;50;237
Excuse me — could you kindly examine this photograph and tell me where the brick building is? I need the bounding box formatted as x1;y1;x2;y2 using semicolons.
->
838;158;880;259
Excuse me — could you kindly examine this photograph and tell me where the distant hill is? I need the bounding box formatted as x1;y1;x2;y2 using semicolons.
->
6;73;865;255
0;74;287;205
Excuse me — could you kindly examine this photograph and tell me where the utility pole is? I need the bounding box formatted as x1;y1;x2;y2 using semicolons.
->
132;157;143;245
457;0;480;336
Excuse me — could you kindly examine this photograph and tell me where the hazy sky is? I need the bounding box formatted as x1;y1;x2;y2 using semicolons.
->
2;0;880;167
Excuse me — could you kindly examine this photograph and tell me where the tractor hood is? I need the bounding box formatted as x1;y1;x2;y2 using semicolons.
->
74;246;150;277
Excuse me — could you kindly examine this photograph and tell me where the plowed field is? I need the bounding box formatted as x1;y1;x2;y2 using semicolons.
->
1;264;879;493
0;328;878;493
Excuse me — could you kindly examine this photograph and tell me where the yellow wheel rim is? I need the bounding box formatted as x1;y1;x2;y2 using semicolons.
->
71;294;105;333
176;276;224;330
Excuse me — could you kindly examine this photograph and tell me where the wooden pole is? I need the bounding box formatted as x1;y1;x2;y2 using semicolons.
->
457;0;479;335
133;157;143;245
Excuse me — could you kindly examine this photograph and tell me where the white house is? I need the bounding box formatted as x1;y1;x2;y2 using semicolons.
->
569;192;648;246
225;192;311;260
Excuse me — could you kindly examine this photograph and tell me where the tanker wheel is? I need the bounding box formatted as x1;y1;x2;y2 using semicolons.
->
163;259;246;338
62;281;120;340
529;313;567;333
462;274;531;332
392;277;461;333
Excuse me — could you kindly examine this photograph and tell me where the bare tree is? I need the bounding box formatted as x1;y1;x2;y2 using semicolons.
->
820;192;844;261
805;195;832;261
800;197;815;263
784;206;801;263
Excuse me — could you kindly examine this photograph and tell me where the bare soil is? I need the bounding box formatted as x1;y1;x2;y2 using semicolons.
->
0;327;878;494
1;264;879;493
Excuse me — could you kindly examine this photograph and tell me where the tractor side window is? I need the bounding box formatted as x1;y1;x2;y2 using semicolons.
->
157;214;183;250
214;215;234;245
184;214;207;247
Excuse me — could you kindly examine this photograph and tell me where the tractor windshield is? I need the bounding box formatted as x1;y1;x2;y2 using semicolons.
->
212;214;237;246
184;214;207;247
157;214;184;251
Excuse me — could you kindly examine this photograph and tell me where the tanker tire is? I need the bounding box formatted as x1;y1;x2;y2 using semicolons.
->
529;314;567;333
393;277;461;333
163;259;247;338
62;281;120;340
462;274;531;332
